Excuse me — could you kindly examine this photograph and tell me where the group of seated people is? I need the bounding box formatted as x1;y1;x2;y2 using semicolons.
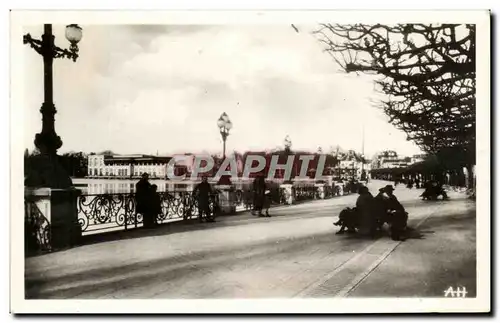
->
336;179;450;240
359;185;409;241
395;177;450;200
420;180;449;200
335;184;409;241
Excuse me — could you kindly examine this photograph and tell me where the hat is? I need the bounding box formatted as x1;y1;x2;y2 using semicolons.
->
384;185;395;192
142;172;149;178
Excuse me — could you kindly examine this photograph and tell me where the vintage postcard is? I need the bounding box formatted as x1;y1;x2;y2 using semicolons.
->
10;10;490;314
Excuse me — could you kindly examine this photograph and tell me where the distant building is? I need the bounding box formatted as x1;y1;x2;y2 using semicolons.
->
333;150;369;179
372;151;427;169
87;154;173;179
411;154;427;164
380;158;410;169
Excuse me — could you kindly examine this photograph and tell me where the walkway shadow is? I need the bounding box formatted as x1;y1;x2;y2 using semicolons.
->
79;217;243;247
403;227;433;240
334;226;434;242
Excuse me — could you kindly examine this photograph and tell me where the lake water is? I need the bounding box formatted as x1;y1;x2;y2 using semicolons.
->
71;178;255;195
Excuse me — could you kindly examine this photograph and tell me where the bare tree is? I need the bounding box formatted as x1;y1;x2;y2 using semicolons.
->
315;24;475;167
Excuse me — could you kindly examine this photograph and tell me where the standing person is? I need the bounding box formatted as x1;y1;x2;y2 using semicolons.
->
194;176;215;222
252;175;268;217
136;173;153;228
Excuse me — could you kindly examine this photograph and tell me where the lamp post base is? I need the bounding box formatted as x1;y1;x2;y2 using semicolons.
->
25;153;73;189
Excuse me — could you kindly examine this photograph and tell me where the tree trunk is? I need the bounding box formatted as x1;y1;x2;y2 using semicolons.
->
467;164;475;190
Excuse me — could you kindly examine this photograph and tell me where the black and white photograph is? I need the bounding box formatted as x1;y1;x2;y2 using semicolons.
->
10;9;490;314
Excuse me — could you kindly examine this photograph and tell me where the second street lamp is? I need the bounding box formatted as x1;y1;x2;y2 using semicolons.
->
283;135;296;182
217;112;232;159
217;112;232;185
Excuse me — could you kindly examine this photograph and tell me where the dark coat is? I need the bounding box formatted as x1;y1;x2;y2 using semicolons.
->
194;181;213;204
373;192;389;221
136;179;151;213
386;194;405;213
356;192;375;232
149;192;162;216
253;178;267;209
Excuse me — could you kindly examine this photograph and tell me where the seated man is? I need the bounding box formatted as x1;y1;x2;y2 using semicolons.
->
373;187;390;232
355;185;374;236
434;182;449;199
421;181;449;200
383;185;408;241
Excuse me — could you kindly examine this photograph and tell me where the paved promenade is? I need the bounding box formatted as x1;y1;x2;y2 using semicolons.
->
25;181;476;299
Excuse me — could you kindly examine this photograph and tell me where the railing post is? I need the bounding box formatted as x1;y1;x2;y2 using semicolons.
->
315;183;325;199
214;184;237;215
183;193;189;220
134;208;138;229
124;194;128;231
24;187;81;251
279;183;294;205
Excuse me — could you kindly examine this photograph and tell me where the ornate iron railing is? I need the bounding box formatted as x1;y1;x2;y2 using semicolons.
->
24;199;51;254
234;185;337;209
323;185;334;198
77;183;353;235
77;191;219;235
294;186;317;201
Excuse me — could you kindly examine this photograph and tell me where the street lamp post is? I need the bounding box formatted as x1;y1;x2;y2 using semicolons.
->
24;24;83;188
283;135;295;183
217;112;232;185
217;112;232;159
23;24;84;250
284;135;292;153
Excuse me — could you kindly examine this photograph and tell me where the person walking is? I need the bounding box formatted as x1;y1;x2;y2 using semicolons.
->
252;175;269;217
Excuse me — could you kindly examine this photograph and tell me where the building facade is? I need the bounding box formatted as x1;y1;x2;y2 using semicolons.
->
87;154;173;179
371;151;428;170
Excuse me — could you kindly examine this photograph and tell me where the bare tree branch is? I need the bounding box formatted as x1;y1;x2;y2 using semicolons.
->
316;23;475;163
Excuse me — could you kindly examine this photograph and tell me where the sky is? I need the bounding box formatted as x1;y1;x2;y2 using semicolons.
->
22;24;423;158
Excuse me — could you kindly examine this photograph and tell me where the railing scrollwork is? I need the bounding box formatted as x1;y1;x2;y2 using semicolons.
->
24;200;51;253
77;191;220;235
